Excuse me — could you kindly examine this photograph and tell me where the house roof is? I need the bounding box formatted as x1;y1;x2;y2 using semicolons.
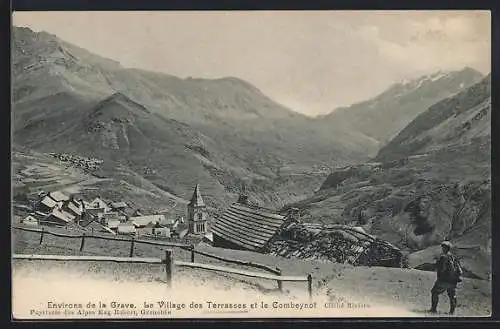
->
110;201;128;209
117;223;136;234
130;215;165;227
47;208;73;223
40;196;57;208
107;220;120;229
65;200;83;216
102;226;116;235
22;215;38;223
90;198;110;210
49;191;69;202
159;217;175;226
211;203;288;251
203;232;214;242
188;184;205;207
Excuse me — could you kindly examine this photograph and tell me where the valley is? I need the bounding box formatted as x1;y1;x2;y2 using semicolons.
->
10;25;491;312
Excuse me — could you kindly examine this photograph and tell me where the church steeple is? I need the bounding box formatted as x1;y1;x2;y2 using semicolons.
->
189;184;205;207
187;184;208;235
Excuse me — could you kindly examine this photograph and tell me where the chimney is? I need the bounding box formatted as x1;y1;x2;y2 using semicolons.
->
238;194;249;205
287;207;300;223
238;182;249;205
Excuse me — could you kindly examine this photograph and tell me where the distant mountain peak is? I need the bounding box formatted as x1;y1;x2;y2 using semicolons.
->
375;74;491;162
395;67;483;89
323;67;484;144
460;66;483;76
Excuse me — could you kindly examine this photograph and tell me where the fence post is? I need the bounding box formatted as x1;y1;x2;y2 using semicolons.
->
80;233;86;251
165;249;172;288
276;267;283;292
190;244;195;263
307;274;313;301
129;238;135;257
39;228;45;245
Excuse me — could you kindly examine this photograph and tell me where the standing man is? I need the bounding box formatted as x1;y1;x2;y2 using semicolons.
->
429;241;463;315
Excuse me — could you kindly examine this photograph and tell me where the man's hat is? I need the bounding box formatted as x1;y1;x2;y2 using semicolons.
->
441;241;452;248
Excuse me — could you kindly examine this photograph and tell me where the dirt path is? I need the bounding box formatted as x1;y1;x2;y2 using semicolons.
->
12;259;420;319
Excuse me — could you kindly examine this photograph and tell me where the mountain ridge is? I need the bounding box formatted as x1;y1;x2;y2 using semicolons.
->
375;74;491;162
321;67;484;145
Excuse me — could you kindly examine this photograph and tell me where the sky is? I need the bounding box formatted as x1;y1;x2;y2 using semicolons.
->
13;11;491;116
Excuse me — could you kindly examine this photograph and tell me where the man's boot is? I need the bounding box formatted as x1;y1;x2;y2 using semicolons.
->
429;293;438;313
449;297;457;315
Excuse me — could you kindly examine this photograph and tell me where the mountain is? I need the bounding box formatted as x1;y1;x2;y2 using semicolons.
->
321;68;484;145
284;75;491;279
375;74;491;163
11;26;380;214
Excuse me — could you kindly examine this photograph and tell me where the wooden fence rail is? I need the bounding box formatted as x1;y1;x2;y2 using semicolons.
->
175;260;312;298
12;254;162;264
180;245;281;276
12;253;313;299
13;225;190;249
14;226;282;276
13;226;303;293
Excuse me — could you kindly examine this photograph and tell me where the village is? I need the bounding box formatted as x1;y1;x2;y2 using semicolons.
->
16;183;404;268
17;185;211;243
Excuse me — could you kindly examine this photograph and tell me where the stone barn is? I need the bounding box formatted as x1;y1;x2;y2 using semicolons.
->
269;222;404;268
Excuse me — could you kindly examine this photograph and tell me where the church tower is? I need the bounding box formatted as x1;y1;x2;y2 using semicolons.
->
187;184;208;234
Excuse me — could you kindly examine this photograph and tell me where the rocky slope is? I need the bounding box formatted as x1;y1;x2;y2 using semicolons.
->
284;76;491;279
322;68;483;145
